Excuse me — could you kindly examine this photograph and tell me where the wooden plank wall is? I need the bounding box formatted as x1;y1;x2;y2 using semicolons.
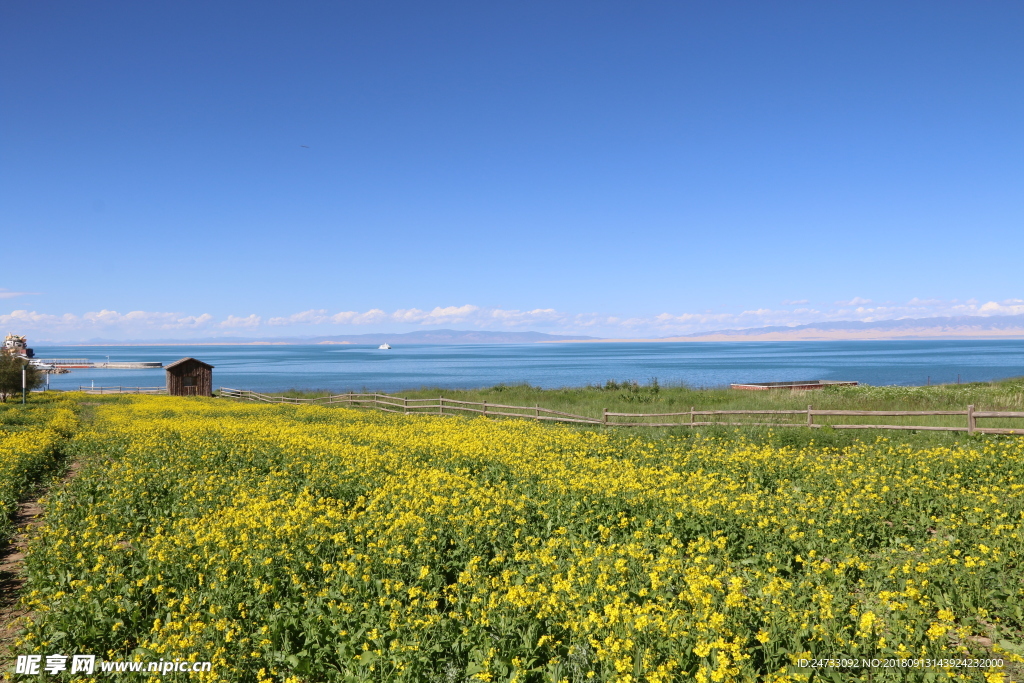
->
166;361;213;396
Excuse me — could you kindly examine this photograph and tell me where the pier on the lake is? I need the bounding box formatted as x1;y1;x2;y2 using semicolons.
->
33;359;163;370
96;361;163;369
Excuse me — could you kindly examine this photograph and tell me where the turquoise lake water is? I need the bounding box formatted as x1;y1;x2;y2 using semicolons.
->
33;340;1024;393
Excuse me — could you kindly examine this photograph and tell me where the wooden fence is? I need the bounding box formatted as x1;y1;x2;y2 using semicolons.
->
218;388;1024;436
78;386;167;395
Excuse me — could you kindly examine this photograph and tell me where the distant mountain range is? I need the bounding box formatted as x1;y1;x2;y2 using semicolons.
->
308;330;599;344
642;314;1024;342
537;314;1024;342
33;314;1024;345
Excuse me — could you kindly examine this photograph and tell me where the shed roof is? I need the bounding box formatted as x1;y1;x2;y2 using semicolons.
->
165;357;215;370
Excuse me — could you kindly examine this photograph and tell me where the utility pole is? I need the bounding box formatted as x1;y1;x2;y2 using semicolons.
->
22;365;26;404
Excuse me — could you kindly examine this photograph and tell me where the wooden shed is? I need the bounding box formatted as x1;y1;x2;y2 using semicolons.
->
165;357;214;396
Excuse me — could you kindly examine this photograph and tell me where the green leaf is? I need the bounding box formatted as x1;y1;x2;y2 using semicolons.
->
998;639;1024;655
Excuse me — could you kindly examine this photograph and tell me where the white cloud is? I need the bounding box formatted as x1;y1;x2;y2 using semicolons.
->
219;314;261;328
267;309;330;326
391;305;481;324
0;289;37;299
0;310;74;326
654;312;736;325
488;308;563;327
82;309;123;324
781;299;809;305
635;296;1024;336
78;310;216;329
6;295;1024;340
179;314;215;327
0;309;216;332
330;309;389;325
978;299;1024;316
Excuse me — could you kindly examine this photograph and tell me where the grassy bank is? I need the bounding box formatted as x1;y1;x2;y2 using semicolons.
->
399;377;1024;411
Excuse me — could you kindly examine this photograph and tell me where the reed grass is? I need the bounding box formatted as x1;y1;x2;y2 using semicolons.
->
247;378;1024;446
396;376;1024;413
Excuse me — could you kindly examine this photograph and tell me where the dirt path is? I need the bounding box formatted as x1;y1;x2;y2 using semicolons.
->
0;460;82;664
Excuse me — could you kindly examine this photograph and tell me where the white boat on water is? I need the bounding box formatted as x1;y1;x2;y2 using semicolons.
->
378;343;392;350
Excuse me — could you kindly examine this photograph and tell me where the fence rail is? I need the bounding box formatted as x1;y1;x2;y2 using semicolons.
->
78;386;167;394
217;388;1024;435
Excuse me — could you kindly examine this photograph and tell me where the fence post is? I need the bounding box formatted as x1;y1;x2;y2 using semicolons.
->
439;396;444;416
404;397;408;414
602;408;608;426
535;404;539;420
967;404;975;435
690;406;695;426
807;405;813;428
482;400;487;418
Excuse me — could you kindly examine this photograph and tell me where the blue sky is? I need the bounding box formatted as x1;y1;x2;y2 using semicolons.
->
3;1;1023;340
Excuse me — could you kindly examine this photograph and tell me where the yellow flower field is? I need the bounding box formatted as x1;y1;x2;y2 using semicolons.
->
0;395;78;544
14;396;1024;681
